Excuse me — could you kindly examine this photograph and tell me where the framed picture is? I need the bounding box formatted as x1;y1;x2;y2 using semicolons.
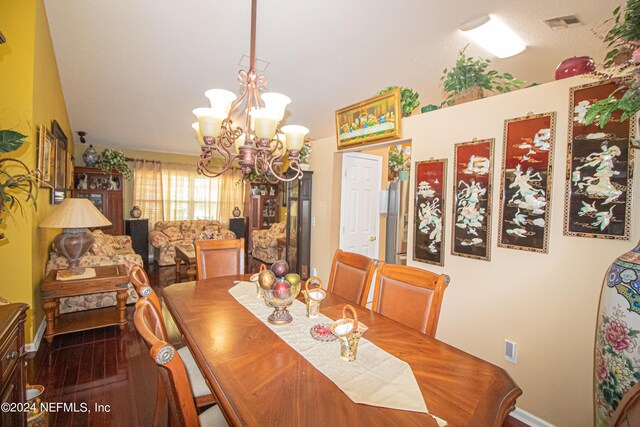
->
50;189;66;205
51;120;68;145
451;138;494;261
413;159;447;266
53;136;67;191
335;89;402;149
37;125;55;187
498;112;556;253
564;81;635;240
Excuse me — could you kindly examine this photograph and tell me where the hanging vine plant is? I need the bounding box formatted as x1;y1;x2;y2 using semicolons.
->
97;148;133;180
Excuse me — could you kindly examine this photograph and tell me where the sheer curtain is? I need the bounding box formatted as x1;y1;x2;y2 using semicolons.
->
132;160;164;226
162;162;220;221
218;168;243;225
133;160;244;226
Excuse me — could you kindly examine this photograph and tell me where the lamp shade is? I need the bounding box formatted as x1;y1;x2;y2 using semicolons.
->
192;122;205;147
40;198;111;229
205;89;237;114
281;125;309;151
261;92;291;121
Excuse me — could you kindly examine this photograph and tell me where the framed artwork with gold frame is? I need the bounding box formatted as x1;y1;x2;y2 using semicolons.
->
37;125;55;188
413;158;447;266
498;112;556;254
335;89;401;149
564;81;635;240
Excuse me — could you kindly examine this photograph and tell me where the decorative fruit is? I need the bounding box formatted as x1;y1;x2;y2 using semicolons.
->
273;278;291;299
258;269;276;290
284;273;301;288
271;259;289;278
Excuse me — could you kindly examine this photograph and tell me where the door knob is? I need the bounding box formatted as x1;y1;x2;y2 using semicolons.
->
370;236;377;242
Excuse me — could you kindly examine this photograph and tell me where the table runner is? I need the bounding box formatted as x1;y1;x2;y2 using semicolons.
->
229;282;446;426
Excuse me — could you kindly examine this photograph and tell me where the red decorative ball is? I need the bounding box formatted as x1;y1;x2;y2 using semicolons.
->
273;278;291;299
555;56;595;80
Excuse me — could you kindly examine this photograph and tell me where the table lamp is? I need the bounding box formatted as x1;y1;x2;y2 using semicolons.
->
39;198;112;274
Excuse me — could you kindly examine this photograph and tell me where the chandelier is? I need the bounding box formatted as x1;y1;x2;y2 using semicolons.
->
192;0;308;182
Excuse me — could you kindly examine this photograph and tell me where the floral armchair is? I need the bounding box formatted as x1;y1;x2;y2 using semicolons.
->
251;221;286;264
45;229;142;314
149;220;236;266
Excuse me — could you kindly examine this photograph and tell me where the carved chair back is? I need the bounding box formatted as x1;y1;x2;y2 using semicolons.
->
372;263;449;338
195;238;245;280
326;249;376;306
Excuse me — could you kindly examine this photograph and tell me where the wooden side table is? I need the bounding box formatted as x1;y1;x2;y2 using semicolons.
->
41;264;130;343
175;244;197;281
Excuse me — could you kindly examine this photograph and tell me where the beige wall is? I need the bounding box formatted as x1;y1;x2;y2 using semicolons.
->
309;76;638;425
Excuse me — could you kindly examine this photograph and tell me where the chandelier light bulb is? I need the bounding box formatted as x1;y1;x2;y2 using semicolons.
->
251;109;280;140
234;134;246;153
261;92;291;121
281;125;309;151
193;108;226;138
205;89;238;114
192;122;205;147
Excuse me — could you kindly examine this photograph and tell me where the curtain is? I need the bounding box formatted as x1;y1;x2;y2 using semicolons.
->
162;162;220;221
218;168;243;226
132;160;164;226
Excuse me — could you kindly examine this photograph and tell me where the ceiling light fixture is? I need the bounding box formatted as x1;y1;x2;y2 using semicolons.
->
192;0;308;182
460;15;526;58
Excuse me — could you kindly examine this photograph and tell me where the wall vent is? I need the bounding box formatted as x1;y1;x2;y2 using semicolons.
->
544;15;583;30
238;54;270;72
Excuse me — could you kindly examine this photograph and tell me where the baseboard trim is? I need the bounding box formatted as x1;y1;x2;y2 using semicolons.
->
25;319;46;353
512;407;555;427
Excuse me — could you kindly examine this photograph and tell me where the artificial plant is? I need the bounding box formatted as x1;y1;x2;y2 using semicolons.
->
377;86;420;116
299;141;312;164
585;0;640;128
440;46;524;106
0;130;39;239
97;148;133;180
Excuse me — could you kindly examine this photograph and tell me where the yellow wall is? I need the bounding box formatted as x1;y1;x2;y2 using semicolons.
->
0;0;72;341
309;76;637;425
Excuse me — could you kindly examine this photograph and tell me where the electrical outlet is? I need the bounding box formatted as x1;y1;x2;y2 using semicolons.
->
311;217;316;227
504;340;517;364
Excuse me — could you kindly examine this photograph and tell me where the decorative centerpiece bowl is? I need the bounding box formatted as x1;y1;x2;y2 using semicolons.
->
262;282;301;325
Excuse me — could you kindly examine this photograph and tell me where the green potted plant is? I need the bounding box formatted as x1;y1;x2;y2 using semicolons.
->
97;148;133;180
0;130;39;240
602;0;640;67
441;46;525;106
584;1;640;128
377;86;420;117
299;141;312;170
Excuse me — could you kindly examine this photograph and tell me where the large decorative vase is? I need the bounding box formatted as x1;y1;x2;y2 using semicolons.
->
594;242;640;426
82;144;100;167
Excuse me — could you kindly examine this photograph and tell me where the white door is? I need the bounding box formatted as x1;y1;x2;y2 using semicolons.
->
339;152;382;259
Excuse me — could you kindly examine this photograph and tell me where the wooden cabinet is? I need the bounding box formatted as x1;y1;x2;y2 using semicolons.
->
282;171;313;279
0;303;28;427
72;166;124;235
245;183;280;253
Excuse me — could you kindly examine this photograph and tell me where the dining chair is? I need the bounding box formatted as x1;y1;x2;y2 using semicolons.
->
611;381;640;427
128;265;215;426
134;299;228;427
326;249;377;306
195;238;245;280
372;263;449;338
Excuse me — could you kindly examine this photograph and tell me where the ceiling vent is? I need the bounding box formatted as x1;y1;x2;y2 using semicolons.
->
238;54;270;72
544;15;583;30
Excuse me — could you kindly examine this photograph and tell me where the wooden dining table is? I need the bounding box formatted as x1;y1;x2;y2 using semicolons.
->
161;275;522;427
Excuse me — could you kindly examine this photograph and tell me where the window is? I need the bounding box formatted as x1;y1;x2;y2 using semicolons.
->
162;163;219;221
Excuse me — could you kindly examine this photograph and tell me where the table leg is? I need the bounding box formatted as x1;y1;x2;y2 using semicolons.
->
187;265;197;281
116;290;128;330
43;299;57;343
55;299;60;318
175;256;181;280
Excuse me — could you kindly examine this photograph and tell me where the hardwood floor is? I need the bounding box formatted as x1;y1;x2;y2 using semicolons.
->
26;264;529;427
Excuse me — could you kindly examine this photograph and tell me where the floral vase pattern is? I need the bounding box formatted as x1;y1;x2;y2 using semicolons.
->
595;242;640;426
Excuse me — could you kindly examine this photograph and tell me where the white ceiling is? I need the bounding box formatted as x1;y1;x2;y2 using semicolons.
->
44;0;616;156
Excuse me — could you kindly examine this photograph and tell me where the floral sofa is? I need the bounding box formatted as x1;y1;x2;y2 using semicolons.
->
149;220;236;266
45;230;142;314
251;221;286;264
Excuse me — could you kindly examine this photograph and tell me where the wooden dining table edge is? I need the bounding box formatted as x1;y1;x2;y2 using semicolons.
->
162;275;522;426
161;278;250;427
